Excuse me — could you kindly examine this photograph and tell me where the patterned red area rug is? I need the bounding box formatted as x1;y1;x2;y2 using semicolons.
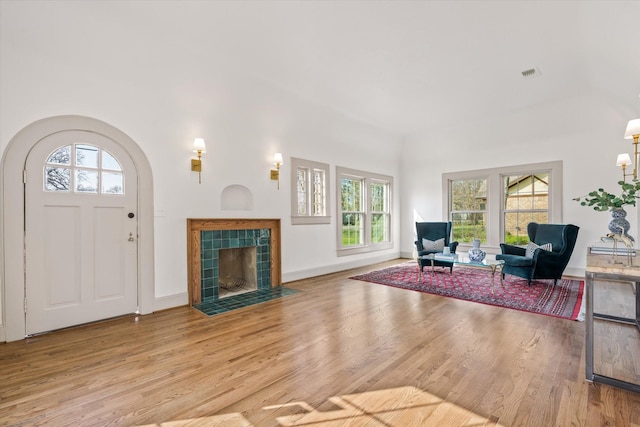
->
350;262;584;320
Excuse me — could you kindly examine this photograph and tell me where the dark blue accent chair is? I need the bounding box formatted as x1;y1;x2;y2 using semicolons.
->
496;222;579;285
415;222;459;273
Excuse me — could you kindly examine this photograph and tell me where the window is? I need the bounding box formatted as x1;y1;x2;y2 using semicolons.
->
503;173;549;245
443;161;561;248
370;181;390;243
337;167;392;255
341;175;364;246
450;178;487;243
44;144;124;194
290;158;330;225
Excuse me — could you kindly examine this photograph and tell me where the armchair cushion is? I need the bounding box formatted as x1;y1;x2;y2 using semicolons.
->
525;242;552;258
422;238;445;252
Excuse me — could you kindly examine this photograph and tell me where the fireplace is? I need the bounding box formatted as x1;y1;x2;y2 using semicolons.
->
218;247;257;297
187;219;281;304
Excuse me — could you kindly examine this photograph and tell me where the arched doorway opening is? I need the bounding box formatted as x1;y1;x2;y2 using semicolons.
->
1;115;155;342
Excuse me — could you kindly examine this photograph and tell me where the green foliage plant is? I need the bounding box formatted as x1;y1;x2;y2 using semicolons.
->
573;180;640;211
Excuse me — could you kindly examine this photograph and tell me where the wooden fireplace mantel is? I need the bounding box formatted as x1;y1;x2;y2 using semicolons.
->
187;218;282;305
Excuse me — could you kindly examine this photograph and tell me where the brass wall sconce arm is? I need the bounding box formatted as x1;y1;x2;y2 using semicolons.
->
270;152;283;190
619;119;640;182
191;138;206;184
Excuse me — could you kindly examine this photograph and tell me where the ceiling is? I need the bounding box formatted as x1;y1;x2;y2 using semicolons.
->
5;0;640;136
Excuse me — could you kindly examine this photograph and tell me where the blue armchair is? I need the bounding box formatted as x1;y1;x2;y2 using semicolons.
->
496;222;579;285
415;222;459;273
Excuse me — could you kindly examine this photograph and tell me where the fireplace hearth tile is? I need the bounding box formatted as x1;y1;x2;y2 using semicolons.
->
192;287;298;316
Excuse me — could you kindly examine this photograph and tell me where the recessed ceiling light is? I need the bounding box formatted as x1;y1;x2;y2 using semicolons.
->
521;67;542;79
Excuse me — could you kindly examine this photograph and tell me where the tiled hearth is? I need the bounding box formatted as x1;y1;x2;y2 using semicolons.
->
192;287;298;316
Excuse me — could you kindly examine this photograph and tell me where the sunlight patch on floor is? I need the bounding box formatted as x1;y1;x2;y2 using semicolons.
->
136;386;504;426
268;386;503;426
136;412;251;426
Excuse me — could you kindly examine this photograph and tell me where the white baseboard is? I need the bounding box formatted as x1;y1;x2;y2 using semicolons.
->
283;252;401;283
153;292;188;312
399;250;414;259
563;266;585;279
0;325;5;343
150;255;404;311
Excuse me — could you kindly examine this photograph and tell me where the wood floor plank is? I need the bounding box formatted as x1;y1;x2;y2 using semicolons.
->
1;259;639;426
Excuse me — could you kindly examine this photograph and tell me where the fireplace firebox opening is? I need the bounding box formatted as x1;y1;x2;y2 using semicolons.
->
218;246;257;298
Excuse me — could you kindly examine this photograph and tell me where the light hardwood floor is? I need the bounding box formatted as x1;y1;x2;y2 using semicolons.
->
1;259;639;426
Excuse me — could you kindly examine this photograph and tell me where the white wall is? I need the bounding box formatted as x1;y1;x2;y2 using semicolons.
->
400;91;640;277
0;2;402;333
2;1;639;339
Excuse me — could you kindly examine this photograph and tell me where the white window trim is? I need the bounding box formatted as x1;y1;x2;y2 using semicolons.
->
442;161;562;251
290;157;331;225
337;166;393;256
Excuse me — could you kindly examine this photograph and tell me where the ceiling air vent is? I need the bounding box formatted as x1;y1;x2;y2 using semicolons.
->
521;67;542;79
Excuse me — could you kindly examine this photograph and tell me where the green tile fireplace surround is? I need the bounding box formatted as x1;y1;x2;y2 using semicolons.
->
187;218;282;305
200;228;272;300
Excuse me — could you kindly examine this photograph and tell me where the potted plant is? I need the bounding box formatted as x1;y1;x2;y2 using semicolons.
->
574;180;640;237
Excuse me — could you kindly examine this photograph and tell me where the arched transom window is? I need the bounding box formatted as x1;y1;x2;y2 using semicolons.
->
44;144;124;194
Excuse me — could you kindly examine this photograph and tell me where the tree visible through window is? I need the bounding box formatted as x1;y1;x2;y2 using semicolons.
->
341;176;363;246
444;161;560;248
451;178;487;243
44;144;124;194
370;181;390;243
45;145;71;191
337;167;392;255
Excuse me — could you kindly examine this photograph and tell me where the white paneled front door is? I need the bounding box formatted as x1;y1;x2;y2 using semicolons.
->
25;130;138;335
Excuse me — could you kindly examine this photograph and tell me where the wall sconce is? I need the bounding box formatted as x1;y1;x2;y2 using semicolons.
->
616;153;632;182
270;152;283;189
191;138;206;184
620;119;640;181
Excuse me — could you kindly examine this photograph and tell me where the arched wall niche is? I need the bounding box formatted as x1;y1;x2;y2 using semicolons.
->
221;185;253;211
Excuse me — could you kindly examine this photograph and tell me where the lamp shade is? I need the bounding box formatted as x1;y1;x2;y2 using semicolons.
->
273;152;283;165
193;138;206;153
624;119;640;139
616;153;632;166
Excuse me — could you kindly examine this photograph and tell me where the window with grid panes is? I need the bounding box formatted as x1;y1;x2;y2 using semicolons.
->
503;173;549;245
44;143;124;195
290;158;330;225
443;161;561;249
370;181;390;243
337;166;392;255
450;178;488;243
